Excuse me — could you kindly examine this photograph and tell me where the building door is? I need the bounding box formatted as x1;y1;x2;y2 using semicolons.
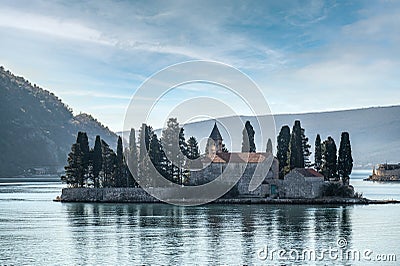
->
271;185;277;195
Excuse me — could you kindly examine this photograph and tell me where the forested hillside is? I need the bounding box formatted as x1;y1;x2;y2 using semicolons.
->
0;66;117;176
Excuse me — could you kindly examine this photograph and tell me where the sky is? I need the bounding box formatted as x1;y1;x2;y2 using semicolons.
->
0;0;399;131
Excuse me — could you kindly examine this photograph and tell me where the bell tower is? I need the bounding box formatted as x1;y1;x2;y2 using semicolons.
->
208;122;223;154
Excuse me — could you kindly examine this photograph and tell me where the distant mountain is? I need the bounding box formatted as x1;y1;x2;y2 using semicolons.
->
0;66;117;177
272;106;400;167
129;106;399;169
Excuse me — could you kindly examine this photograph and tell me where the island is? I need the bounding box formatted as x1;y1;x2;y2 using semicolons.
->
58;119;400;205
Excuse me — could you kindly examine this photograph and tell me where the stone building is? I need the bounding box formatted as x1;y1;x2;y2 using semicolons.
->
189;123;327;199
369;163;400;181
282;168;325;199
189;122;279;197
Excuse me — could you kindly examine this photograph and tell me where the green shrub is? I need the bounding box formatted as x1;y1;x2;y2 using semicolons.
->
322;183;355;198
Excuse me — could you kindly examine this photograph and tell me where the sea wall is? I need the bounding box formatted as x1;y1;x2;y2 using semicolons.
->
61;187;159;203
61;188;400;205
59;188;400;205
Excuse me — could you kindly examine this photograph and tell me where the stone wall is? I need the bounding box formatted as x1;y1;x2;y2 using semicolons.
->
189;158;279;198
376;168;400;177
190;163;223;186
282;172;325;199
61;187;159;203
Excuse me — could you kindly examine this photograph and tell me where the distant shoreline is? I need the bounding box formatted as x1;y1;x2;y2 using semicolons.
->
363;179;400;183
0;176;61;183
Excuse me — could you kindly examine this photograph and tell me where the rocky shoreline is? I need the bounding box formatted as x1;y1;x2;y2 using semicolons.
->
58;187;400;205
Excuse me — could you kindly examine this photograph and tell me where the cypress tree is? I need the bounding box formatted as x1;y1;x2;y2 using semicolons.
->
127;128;138;187
301;128;312;167
266;138;273;153
314;134;322;173
322;136;338;181
178;127;188;184
179;128;187;157
241;120;256;152
277;125;291;179
92;135;102;188
139;123;151;162
76;132;90;185
289;120;304;169
338;132;353;186
138;123;152;178
148;133;167;180
114;136;126;187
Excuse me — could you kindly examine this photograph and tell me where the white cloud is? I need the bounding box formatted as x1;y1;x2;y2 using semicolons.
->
57;90;132;100
0;8;115;45
1;0;400;131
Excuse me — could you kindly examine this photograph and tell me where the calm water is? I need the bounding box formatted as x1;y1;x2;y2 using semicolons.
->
0;170;399;265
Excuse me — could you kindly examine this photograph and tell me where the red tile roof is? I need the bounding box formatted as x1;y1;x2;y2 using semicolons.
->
204;152;273;163
293;168;324;177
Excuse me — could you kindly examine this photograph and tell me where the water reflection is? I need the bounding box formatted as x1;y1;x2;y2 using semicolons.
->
2;180;399;265
64;203;355;265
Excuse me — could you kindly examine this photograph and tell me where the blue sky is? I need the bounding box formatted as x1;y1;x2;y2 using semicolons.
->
0;0;399;131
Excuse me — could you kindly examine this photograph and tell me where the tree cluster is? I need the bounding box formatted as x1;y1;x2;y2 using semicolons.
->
62;118;201;188
61;132;134;188
276;120;353;183
276;120;312;178
136;118;200;185
317;132;353;183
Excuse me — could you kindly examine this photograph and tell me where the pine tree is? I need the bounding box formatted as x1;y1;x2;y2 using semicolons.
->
322;136;338;181
62;143;84;187
338;132;353;186
266;138;273;153
289;120;304;169
314;134;322;173
301;128;312;167
92;135;102;188
162;118;181;183
277;125;291;179
241;120;256;152
186;136;200;160
127;128;138;187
